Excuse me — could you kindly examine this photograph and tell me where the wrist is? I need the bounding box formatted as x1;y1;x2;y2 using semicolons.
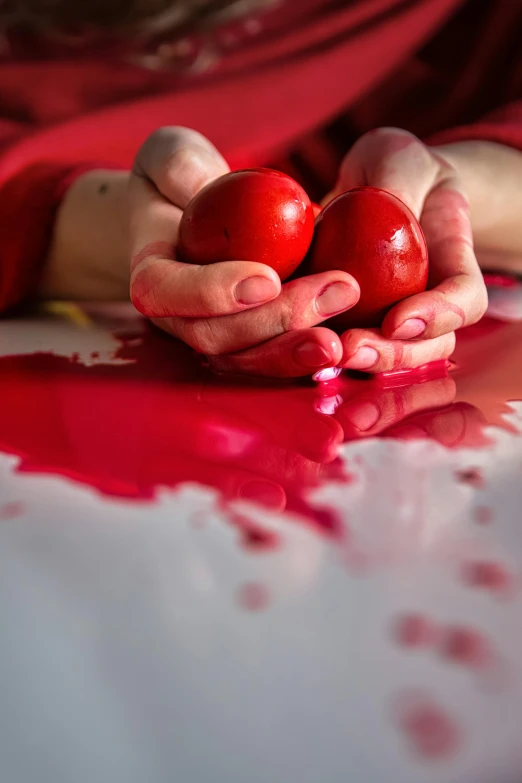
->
41;169;130;301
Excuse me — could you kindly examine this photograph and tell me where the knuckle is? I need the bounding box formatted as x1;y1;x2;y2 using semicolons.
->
278;298;302;332
183;318;221;355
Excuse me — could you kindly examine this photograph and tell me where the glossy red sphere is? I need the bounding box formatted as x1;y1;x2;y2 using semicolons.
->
308;186;429;329
178;168;315;281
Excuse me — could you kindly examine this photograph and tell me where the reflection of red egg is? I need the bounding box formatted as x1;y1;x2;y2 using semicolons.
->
308;186;429;328
178;168;315;281
311;202;322;219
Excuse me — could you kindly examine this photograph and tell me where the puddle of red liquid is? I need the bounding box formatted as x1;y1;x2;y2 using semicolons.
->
0;313;521;534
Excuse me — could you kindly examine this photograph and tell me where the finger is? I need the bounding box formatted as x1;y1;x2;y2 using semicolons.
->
381;182;488;340
384;402;488;449
133;126;229;209
156;271;359;355
335;128;438;218
335;376;456;439
207;327;344;378
340;328;456;374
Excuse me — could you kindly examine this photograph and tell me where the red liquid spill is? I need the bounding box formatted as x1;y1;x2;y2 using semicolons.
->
0;501;25;520
0;310;520;534
462;560;514;598
394;691;462;761
394;614;440;649
439;626;494;669
238;582;269;611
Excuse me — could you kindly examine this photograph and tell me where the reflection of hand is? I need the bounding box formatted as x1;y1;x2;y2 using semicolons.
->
326;128;488;374
328;370;486;448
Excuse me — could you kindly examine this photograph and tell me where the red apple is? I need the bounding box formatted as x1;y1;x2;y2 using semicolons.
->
308;186;429;329
178;168;315;281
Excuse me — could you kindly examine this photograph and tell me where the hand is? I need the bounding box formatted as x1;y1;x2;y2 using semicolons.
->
129;126;360;377
327;127;488;374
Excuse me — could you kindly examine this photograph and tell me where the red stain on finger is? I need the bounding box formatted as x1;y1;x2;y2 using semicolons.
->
130;241;176;274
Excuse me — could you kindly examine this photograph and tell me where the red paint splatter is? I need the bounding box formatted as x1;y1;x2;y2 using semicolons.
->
394;614;440;649
462;560;514;597
0;501;25;520
394;691;462;761
474;506;493;524
439;626;494;669
455;467;484;488
227;510;280;553
238;582;269;611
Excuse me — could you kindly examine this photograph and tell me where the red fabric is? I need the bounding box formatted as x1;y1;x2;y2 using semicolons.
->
0;0;521;311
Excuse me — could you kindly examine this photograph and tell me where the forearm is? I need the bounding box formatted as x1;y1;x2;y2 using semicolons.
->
434;141;522;274
40;169;131;300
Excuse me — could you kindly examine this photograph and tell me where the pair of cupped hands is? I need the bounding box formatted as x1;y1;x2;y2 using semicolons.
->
129;126;488;378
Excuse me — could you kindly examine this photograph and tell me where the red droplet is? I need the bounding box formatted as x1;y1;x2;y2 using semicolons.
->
394;614;440;648
455;467;484;488
227;510;280;552
238;582;269;611
395;692;462;760
439;626;493;669
474;506;493;524
462;560;514;596
0;501;25;520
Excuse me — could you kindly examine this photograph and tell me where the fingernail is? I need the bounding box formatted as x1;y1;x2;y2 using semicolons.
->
236;276;278;305
317;282;357;317
294;341;332;369
345;401;380;431
344;346;379;370
391;318;426;339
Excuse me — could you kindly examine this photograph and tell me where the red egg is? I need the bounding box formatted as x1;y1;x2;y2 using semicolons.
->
177;168;315;281
308;186;429;329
